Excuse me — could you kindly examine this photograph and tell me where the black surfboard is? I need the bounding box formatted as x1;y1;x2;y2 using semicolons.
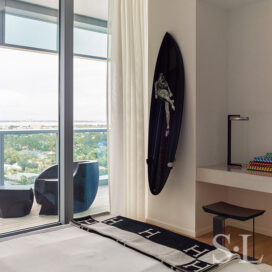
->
147;32;185;195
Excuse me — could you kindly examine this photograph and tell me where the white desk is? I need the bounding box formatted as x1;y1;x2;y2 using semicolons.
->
197;165;272;194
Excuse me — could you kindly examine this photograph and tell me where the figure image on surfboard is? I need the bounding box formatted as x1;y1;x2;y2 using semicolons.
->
154;73;175;137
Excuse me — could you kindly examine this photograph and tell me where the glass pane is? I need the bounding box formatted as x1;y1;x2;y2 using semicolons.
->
73;0;109;218
74;28;107;58
5;13;57;51
0;1;59;234
4;1;108;59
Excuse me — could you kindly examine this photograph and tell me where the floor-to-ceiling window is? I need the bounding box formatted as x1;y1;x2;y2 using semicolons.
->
0;0;60;234
73;0;109;218
0;0;109;235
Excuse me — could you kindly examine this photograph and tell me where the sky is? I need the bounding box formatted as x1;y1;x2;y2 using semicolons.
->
0;47;107;123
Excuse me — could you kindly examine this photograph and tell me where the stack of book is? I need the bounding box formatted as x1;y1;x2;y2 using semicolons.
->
247;153;272;173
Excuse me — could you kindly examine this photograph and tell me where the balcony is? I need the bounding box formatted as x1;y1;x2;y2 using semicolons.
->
0;128;109;234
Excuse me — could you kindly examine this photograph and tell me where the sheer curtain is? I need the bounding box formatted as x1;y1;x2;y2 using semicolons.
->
108;0;148;220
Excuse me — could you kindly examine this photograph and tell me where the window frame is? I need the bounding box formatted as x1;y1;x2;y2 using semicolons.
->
0;0;109;237
0;0;4;44
0;0;107;60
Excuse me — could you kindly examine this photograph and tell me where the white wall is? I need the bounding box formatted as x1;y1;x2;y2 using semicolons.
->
196;0;272;165
227;1;272;234
147;0;197;237
196;0;228;167
196;182;229;236
228;0;272;164
196;0;272;237
227;187;272;236
195;0;229;235
147;0;272;238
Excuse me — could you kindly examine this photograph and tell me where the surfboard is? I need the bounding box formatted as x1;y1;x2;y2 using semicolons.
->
147;32;185;195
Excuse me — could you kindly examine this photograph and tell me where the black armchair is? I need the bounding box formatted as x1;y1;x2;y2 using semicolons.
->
34;161;99;215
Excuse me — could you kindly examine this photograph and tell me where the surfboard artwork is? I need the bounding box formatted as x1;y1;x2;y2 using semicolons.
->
147;32;185;195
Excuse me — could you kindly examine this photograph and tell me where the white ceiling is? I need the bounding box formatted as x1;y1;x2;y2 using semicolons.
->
75;0;108;20
18;0;108;20
202;0;262;10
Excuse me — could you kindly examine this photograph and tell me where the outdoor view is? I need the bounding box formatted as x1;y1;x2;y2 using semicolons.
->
0;48;108;188
2;125;107;187
0;0;109;234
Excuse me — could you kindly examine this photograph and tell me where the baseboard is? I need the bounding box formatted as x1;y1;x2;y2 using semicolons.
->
195;221;272;238
228;220;272;237
195;225;213;237
146;217;196;237
146;217;272;239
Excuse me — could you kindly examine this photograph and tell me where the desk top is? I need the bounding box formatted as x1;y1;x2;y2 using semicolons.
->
197;165;272;194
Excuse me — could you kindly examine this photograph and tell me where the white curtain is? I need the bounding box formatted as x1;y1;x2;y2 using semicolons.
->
108;0;148;221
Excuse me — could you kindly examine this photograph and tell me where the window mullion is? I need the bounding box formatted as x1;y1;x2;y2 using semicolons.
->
0;0;4;44
59;0;74;224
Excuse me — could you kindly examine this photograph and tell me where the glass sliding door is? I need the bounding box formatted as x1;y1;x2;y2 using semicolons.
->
0;0;59;234
73;0;110;218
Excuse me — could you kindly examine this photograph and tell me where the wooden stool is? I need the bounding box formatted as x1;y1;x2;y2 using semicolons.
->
203;201;265;259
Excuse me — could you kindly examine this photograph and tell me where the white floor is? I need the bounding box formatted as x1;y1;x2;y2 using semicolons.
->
0;185;110;234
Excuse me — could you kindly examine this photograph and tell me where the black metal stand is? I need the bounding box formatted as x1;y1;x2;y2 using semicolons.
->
227;115;249;168
253;218;255;260
228;115;242;168
213;215;226;246
213;216;256;259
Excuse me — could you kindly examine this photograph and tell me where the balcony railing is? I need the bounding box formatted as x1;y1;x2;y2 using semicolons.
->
0;128;107;186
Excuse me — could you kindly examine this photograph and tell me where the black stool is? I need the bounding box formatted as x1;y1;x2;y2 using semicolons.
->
203;201;265;260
